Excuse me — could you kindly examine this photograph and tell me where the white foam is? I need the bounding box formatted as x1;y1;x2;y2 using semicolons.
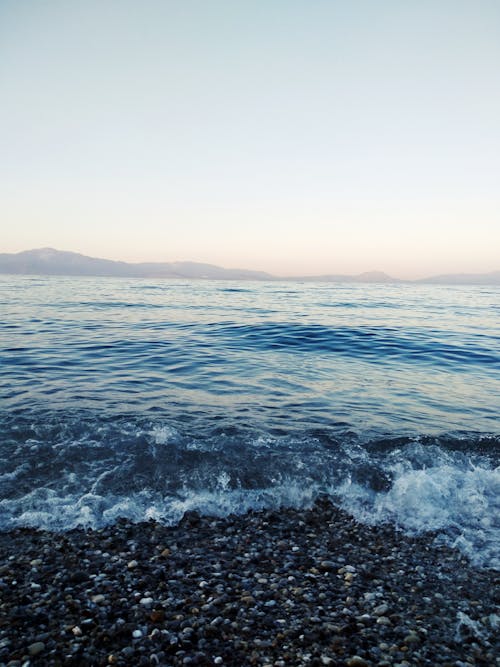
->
0;462;30;482
1;430;498;569
150;425;179;445
338;460;500;569
454;611;499;642
0;481;318;532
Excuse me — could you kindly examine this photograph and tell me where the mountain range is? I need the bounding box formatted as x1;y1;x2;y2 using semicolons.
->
0;248;499;285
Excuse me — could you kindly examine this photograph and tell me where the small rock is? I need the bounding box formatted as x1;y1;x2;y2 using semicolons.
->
357;614;372;624
182;510;201;526
127;560;138;569
319;560;336;571
92;594;105;604
374;603;389;616
241;595;255;604
346;657;369;667
139;597;154;606
28;642;45;656
376;616;391;626
70;570;89;583
150;609;165;622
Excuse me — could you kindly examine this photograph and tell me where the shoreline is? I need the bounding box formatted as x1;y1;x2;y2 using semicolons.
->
1;500;498;666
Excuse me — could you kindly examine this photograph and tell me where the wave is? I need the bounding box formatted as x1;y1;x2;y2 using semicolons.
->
0;412;498;569
201;322;500;368
7;322;496;371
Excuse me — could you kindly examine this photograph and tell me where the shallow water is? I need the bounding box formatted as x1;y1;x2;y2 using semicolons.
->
0;276;499;567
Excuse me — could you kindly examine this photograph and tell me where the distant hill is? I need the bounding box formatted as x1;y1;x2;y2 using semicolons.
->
417;271;500;285
288;270;401;283
0;248;499;285
0;248;274;281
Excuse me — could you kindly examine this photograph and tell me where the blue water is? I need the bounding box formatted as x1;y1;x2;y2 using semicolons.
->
0;276;499;567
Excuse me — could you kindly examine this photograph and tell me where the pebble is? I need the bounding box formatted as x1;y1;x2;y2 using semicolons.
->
27;642;45;656
320;560;336;571
374;603;389;616
346;657;369;667
376;616;392;625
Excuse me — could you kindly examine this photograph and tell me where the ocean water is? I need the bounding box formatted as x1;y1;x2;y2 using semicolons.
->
0;276;499;568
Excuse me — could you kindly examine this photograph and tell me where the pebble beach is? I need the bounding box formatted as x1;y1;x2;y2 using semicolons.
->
1;499;498;666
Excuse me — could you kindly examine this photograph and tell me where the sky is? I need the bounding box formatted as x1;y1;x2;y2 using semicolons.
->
1;1;499;279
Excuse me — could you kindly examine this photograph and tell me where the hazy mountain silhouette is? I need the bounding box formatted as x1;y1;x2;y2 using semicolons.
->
0;248;499;284
415;271;500;285
0;248;274;281
291;270;400;283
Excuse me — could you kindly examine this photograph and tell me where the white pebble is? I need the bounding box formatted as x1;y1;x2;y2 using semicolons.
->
132;629;143;639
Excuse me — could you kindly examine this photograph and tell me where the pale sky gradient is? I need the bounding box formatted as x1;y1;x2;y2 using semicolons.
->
1;0;499;278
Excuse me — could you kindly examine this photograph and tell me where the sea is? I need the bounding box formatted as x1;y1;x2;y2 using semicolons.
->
0;276;499;569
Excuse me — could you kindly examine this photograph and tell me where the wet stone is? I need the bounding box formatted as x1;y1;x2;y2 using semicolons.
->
27;641;45;656
346;658;369;667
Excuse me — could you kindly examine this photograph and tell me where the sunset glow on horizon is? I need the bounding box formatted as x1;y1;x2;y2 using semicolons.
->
1;1;499;280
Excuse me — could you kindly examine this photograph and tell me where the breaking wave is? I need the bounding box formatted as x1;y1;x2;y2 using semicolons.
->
0;412;498;569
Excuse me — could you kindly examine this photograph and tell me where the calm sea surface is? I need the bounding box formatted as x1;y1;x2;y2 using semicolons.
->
0;276;499;567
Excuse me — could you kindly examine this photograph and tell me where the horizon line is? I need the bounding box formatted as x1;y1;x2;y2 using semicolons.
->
1;246;499;285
